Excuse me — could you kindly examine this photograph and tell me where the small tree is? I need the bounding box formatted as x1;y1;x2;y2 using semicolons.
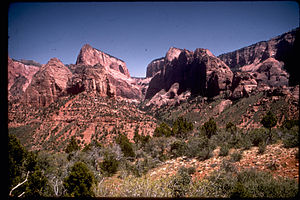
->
202;118;217;139
153;122;172;137
65;136;80;154
63;162;95;197
172;117;193;139
99;152;119;177
261;111;277;143
116;134;135;158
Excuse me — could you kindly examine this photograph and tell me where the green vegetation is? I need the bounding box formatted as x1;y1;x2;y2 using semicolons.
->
261;111;277;143
63;162;95;197
8;134;48;197
116;133;135;158
153;122;172;137
65;136;80;154
99;151;119;177
202;118;217;139
8;106;298;197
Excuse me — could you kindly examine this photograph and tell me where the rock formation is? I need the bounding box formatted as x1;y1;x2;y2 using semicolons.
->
145;48;233;101
146;47;183;78
76;44;130;77
8;56;40;101
66;64;116;97
24;58;72;107
218;28;298;86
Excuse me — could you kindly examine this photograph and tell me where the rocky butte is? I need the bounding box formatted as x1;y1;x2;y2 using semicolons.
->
8;56;40;101
145;48;233;104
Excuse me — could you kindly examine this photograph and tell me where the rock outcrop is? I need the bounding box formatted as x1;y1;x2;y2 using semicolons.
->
76;44;130;77
146;47;183;78
218;28;299;85
145;48;233;101
66;64;116;97
8;56;40;101
24;58;72;107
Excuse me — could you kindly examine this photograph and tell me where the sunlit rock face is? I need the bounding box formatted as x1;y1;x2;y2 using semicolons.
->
76;44;130;77
24;58;72;107
8;56;40;101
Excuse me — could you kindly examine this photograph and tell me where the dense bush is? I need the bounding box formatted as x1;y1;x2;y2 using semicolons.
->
281;119;299;130
169;167;194;197
261;111;277;142
170;140;187;158
8;134;48;197
219;143;230;157
116;134;135;158
99;151;119;177
198;168;299;198
65;136;80;154
172;117;193;139
282;126;299;148
185;136;214;161
153;122;172;137
202;118;217;139
230;150;242;162
63;162;95;197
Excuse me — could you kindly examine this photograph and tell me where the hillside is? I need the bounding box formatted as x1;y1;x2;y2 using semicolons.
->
7;29;299;198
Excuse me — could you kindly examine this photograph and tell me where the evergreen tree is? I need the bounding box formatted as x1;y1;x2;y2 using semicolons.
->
65;136;80;154
261;111;277;143
63;162;95;197
202;118;217;139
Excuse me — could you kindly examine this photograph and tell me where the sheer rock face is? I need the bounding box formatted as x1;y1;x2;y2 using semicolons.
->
76;44;130;77
66;64;116;97
218;28;298;86
24;58;72;107
146;47;183;78
8;56;40;101
218;29;296;70
145;48;233;100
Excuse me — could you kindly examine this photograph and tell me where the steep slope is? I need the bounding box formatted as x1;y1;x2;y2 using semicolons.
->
8;56;40;101
145;48;233;102
218;28;299;85
146;47;183;78
9;92;157;151
76;44;130;77
23;58;72;107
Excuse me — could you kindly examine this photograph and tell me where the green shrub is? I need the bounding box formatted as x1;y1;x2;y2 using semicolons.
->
99;152;119;177
169;167;193;197
281;119;299;130
170;140;187;158
185;136;214;161
201;168;298;198
258;141;267;154
153;122;172;137
202;118;217;139
116;134;135;158
261;111;277;142
225;122;237;134
219;143;230;157
63;162;95;197
230;150;242;162
282;126;299;148
172;117;193;139
65;136;80;154
250;128;267;147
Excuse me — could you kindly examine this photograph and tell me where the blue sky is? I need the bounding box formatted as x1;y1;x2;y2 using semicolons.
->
8;2;299;77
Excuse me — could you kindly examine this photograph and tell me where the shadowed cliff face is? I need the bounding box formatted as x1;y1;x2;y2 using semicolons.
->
145;48;233;100
218;28;299;85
